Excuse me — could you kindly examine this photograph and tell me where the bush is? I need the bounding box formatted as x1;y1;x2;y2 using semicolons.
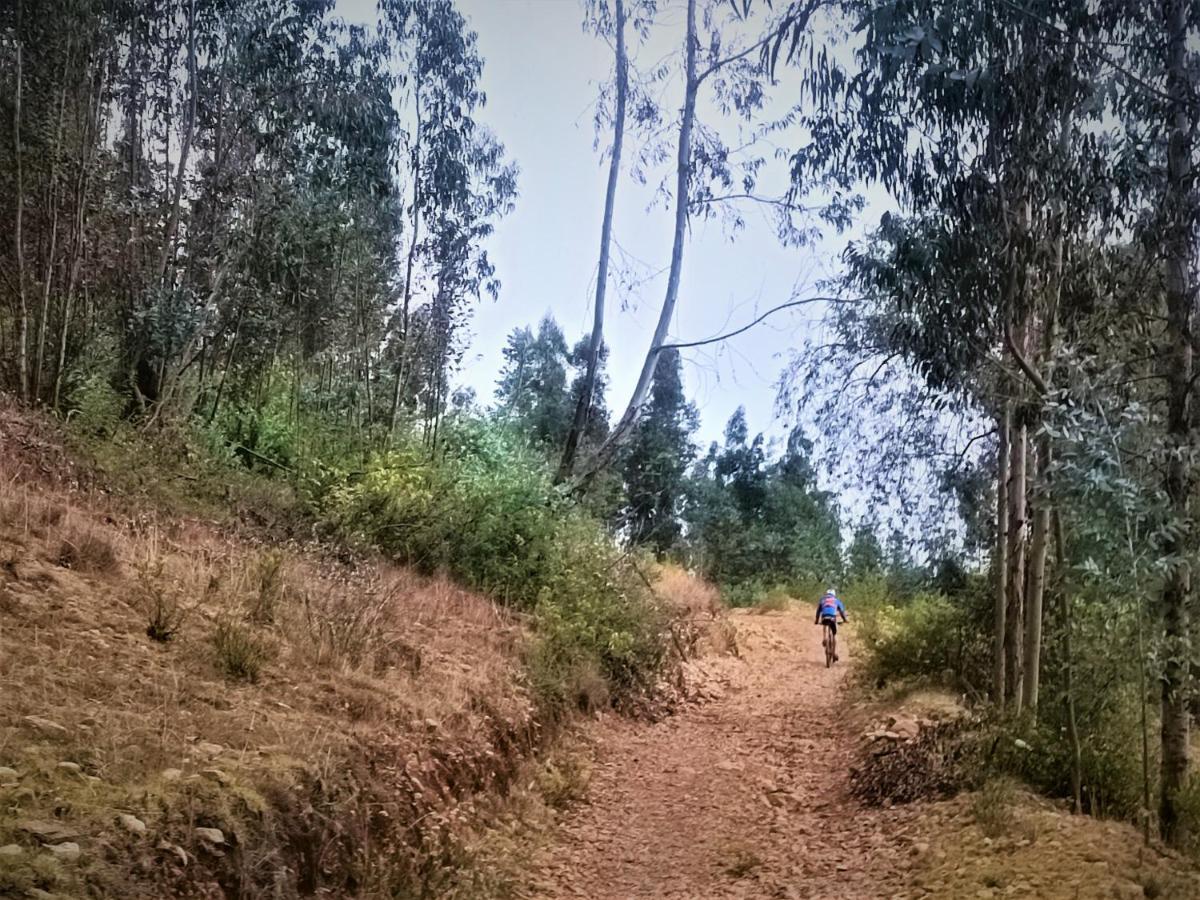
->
213;619;271;682
856;591;989;693
324;420;671;714
56;523;119;574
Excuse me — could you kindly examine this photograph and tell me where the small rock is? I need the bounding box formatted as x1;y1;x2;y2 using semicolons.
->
57;762;81;774
882;731;901;741
912;841;931;856
195;742;224;757
161;768;183;782
22;716;68;737
45;841;81;862
194;827;225;845
201;768;232;786
0;766;19;781
18;820;77;842
119;814;147;836
0;843;23;858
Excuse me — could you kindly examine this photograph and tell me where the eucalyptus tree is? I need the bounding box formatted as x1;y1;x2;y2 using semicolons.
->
772;0;1198;839
560;0;640;479
380;0;517;435
583;0;852;477
773;0;1122;716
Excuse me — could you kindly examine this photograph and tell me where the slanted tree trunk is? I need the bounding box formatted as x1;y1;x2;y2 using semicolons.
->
994;398;1010;704
559;0;628;480
587;0;698;472
1158;0;1196;846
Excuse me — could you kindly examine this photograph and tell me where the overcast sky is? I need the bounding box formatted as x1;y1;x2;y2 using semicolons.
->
337;0;888;449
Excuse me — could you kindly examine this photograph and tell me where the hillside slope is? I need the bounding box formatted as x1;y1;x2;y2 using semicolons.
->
0;409;542;898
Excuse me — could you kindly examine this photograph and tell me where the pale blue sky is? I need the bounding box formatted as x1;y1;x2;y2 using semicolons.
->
337;0;886;449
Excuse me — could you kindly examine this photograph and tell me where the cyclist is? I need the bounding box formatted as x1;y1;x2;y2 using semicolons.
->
815;588;848;662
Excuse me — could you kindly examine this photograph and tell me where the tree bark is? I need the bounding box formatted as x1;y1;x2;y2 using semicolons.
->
1158;0;1196;846
559;0;628;480
1052;513;1082;815
12;3;30;402
993;398;1010;704
1021;435;1051;714
390;83;422;434
586;0;698;475
1004;409;1027;708
158;0;198;286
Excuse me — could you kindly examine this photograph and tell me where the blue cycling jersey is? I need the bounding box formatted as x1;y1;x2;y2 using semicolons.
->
818;596;844;618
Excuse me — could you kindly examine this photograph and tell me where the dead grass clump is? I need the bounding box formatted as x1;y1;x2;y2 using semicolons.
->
751;589;791;614
654;562;722;618
298;582;395;670
972;776;1019;838
720;845;763;878
213;618;272;682
55;522;119;573
247;549;287;624
536;746;592;810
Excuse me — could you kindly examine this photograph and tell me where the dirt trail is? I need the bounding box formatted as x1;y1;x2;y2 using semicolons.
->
529;606;921;899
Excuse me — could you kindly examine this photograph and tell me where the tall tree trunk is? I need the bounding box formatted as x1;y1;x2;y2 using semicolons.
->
1158;0;1196;846
158;0;198;286
994;398;1010;704
559;0;628;480
34;51;72;402
390;86;422;434
12;3;30;402
1052;513;1082;814
1004;410;1027;708
54;72;104;412
1022;435;1051;714
587;0;698;473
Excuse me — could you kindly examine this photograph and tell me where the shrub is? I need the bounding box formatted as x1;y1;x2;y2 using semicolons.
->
750;589;791;614
69;369;125;437
856;592;989;692
213;619;271;682
325;421;671;713
56;523;119;574
972;776;1019;837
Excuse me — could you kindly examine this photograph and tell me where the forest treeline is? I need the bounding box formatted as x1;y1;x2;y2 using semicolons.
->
3;0;1200;852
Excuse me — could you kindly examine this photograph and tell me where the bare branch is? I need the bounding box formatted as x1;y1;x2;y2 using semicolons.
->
658;296;851;351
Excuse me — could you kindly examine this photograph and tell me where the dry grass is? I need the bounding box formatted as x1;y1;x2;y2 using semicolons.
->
750;589;791;614
653;563;738;659
0;445;538;897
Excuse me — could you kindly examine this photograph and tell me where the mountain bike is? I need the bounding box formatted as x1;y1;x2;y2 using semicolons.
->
820;617;838;668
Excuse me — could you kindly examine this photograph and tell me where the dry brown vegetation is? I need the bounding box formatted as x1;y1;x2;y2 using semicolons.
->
0;416;552;897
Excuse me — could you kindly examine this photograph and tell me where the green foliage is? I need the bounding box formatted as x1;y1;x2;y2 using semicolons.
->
853;576;990;694
325;418;668;713
686;413;840;602
619;349;697;557
69;371;126;437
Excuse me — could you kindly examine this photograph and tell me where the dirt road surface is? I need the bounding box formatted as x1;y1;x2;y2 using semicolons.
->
529;607;922;899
